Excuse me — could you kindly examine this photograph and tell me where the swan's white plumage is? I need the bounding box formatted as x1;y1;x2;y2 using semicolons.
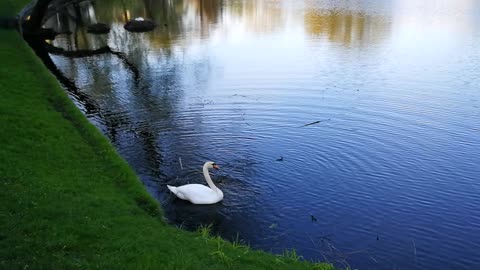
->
167;162;223;204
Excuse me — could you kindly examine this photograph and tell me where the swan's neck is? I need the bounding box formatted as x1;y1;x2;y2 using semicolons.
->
203;164;218;190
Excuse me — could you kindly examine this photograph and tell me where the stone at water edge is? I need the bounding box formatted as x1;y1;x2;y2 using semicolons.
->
124;19;156;33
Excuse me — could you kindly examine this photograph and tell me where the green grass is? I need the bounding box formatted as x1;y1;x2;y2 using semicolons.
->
0;0;28;17
0;2;335;269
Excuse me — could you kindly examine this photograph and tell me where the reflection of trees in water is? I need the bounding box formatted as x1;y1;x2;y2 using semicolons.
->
42;5;167;183
88;0;224;49
180;0;224;39
45;0;296;51
44;1;108;50
192;0;223;25
304;9;389;46
226;0;286;33
44;0;224;177
144;0;224;48
42;0;393;50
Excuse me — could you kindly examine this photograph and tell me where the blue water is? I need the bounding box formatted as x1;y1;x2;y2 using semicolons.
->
46;0;480;268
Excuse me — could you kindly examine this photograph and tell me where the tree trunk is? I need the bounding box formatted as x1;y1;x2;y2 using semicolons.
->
25;0;53;32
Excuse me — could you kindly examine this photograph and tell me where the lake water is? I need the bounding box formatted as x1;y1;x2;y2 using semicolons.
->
44;0;480;269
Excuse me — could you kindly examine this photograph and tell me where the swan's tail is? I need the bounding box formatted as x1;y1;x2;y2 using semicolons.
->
167;185;177;194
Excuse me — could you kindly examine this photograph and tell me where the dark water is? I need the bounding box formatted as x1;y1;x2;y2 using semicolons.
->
44;0;480;269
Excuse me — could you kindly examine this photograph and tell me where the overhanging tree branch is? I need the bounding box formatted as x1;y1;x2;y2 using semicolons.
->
25;0;53;33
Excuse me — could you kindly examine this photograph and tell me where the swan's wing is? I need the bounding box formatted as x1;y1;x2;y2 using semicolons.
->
176;184;212;196
175;184;221;204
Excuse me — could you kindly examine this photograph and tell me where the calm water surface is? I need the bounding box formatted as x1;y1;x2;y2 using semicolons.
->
45;0;480;269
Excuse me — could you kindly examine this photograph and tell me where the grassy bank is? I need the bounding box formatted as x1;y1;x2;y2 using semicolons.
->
0;1;333;269
0;0;27;17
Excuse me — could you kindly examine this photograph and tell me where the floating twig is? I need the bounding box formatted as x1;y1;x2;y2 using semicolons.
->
299;119;330;127
316;234;333;242
179;157;184;170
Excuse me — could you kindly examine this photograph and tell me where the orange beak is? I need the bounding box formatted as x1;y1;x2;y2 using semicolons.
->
213;164;220;170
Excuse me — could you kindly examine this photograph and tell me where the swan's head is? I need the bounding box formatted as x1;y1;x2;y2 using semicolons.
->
206;161;220;170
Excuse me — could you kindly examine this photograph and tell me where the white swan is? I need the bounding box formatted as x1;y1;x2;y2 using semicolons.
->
167;161;223;204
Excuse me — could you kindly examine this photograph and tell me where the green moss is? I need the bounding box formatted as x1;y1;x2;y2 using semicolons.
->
0;2;334;269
